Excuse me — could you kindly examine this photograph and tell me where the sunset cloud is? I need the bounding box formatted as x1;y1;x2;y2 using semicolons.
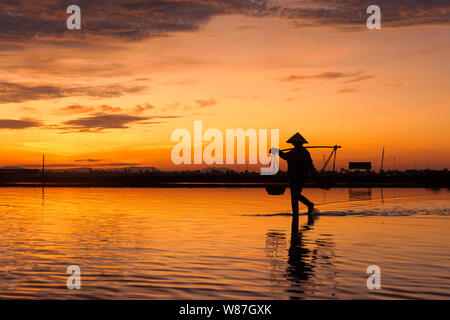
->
195;98;216;108
0;81;148;104
282;71;373;82
98;162;141;167
343;75;375;83
0;0;447;44
59;104;124;115
98;105;123;113
59;113;181;132
62;113;150;132
337;87;358;94
74;159;103;162
60;105;96;115
0;118;42;129
134;103;155;114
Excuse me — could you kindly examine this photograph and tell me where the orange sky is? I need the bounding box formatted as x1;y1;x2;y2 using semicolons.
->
0;1;449;170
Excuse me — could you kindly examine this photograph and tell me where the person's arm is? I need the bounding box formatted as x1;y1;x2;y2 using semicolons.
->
270;148;289;160
278;150;288;160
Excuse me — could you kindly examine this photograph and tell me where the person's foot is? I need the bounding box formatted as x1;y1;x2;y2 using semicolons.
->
307;203;315;214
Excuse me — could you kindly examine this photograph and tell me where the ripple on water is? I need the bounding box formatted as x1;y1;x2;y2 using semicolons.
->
0;187;449;299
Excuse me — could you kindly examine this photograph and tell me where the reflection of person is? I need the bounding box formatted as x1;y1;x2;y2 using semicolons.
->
272;133;315;218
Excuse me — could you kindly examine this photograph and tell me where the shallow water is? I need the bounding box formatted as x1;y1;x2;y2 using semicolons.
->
0;187;449;299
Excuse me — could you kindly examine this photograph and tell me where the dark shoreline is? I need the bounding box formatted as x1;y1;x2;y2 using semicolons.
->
0;182;448;188
1;169;448;188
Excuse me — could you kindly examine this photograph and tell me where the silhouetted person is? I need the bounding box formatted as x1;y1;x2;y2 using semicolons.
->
273;133;315;218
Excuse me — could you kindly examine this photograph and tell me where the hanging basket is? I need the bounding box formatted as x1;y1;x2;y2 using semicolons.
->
265;184;286;195
263;152;286;195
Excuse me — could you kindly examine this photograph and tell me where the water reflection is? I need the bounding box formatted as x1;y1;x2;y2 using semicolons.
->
0;187;448;299
348;188;372;201
266;215;338;299
41;185;45;206
265;230;287;297
289;215;338;298
285;215;317;299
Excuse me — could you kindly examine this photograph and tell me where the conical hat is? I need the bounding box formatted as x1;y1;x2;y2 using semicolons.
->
286;132;308;144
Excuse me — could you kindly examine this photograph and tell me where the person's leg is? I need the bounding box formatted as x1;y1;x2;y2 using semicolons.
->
298;193;312;206
290;182;299;219
297;184;315;213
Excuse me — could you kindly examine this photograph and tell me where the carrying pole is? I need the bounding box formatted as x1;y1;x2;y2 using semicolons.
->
277;145;341;172
280;145;341;152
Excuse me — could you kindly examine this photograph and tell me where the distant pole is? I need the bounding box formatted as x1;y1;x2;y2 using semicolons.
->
380;146;385;172
41;154;45;184
332;148;337;171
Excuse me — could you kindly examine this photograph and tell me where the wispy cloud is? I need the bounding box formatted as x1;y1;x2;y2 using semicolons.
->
59;113;181;133
134;103;155;114
0;118;42;129
60;105;96;115
283;71;358;81
74;159;103;162
58;104;124;115
282;71;374;83
337;87;358;94
98;105;123;113
195;98;216;107
98;162;141;167
0;81;148;104
343;75;375;83
61;113;150;132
